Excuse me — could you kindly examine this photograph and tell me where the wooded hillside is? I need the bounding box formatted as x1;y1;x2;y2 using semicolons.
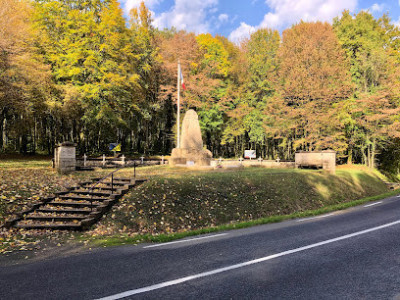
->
1;0;400;172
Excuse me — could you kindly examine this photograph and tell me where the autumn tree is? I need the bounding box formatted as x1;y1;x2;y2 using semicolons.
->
333;11;400;165
34;0;140;152
279;21;353;155
125;1;167;154
158;30;223;107
0;0;51;153
194;34;233;153
244;29;280;155
2;2;400;174
222;29;281;157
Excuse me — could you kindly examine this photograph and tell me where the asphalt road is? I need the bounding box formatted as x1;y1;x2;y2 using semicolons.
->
2;195;400;300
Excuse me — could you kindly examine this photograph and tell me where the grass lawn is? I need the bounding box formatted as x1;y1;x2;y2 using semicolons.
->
0;155;52;169
86;165;391;239
0;157;398;255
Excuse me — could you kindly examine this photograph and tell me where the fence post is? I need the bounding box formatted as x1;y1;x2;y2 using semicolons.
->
84;153;87;167
121;155;125;166
102;154;106;167
111;173;114;194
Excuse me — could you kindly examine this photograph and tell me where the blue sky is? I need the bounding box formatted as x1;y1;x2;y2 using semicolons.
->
119;0;400;43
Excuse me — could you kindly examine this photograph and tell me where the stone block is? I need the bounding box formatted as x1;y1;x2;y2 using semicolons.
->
170;109;213;166
55;142;76;174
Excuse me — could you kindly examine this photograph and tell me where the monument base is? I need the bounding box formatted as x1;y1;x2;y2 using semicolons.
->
170;148;212;166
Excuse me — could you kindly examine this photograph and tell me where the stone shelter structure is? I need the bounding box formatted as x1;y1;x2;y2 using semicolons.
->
295;150;336;173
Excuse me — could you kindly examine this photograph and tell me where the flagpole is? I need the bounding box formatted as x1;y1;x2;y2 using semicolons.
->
177;60;181;148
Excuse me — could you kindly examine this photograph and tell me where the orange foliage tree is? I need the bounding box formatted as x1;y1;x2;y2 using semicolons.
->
278;21;353;154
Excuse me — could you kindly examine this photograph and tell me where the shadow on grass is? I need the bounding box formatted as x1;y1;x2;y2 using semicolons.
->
88;188;400;247
86;166;393;241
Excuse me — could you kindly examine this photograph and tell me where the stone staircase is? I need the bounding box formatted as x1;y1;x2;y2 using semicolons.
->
5;177;145;230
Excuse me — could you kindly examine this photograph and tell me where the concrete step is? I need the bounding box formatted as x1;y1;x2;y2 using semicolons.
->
58;195;109;202
8;176;147;231
48;201;100;207
82;182;127;188
36;208;92;214
24;215;87;221
74;186;126;192
15;223;82;230
71;190;114;197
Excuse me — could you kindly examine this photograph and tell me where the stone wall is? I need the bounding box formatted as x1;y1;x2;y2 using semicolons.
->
215;160;295;169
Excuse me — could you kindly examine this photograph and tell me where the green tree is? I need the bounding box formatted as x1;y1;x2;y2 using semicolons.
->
333;11;392;93
222;29;281;157
334;11;400;165
127;1;163;153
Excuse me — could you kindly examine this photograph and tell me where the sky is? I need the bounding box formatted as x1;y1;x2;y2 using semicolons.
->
119;0;400;43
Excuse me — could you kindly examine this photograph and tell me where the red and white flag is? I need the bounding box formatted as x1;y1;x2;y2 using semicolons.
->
180;68;186;90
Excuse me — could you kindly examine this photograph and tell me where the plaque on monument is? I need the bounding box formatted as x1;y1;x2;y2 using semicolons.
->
59;147;75;159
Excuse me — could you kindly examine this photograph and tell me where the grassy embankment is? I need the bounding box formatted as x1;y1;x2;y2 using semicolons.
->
86;165;399;246
0;156;399;252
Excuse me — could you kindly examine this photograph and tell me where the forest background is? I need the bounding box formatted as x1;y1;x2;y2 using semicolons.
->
2;0;400;174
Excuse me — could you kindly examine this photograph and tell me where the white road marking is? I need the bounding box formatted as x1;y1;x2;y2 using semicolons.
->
297;213;334;222
96;219;400;300
143;233;228;249
364;201;383;208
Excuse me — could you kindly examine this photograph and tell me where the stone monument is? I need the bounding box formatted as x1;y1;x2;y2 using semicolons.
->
170;109;212;166
54;142;76;174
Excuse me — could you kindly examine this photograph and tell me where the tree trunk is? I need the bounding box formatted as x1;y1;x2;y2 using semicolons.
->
371;139;376;169
1;114;6;151
347;147;353;165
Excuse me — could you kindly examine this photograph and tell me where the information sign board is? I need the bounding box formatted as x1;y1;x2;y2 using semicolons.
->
244;150;256;159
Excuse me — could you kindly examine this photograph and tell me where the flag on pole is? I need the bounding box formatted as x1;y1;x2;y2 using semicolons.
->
180;67;186;90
